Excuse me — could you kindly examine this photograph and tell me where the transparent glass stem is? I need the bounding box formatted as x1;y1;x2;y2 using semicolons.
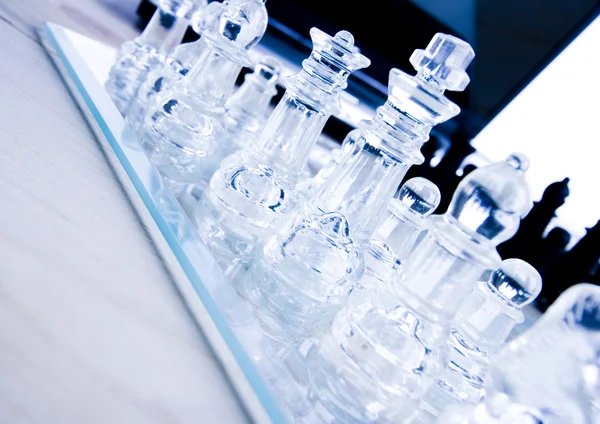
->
254;93;329;177
316;141;411;244
401;217;497;311
184;41;244;108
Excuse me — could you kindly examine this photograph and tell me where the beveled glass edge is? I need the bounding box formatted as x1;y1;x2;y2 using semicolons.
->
40;21;287;424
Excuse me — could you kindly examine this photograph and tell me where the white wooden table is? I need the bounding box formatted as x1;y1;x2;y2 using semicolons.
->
0;1;247;422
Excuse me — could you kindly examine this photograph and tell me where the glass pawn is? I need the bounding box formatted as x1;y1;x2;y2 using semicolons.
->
125;0;224;135
194;28;370;278
105;0;200;115
241;33;474;345
140;0;268;184
216;55;282;162
407;259;542;424
306;154;533;423
362;177;441;289
437;283;600;424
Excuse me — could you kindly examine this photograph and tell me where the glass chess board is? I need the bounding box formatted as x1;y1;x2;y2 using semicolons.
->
39;21;542;424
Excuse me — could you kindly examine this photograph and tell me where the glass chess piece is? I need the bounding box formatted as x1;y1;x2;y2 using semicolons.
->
193;28;370;279
169;55;280;219
406;259;542;424
436;283;600;424
362;177;441;289
105;0;200;115
125;0;225;135
240;33;475;345
215;55;282;163
305;154;533;424
140;0;268;185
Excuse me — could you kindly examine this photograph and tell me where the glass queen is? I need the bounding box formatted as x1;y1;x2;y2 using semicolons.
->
194;28;370;277
241;33;475;343
306;155;533;423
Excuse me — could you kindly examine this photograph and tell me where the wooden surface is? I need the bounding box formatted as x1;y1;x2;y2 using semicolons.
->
0;1;247;423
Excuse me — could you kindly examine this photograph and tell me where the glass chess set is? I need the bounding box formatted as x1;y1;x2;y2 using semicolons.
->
39;0;600;423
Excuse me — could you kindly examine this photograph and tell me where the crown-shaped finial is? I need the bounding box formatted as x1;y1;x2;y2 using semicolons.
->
286;28;370;115
409;33;475;92
305;28;371;90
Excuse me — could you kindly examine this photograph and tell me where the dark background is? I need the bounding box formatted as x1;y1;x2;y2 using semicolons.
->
264;0;600;136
